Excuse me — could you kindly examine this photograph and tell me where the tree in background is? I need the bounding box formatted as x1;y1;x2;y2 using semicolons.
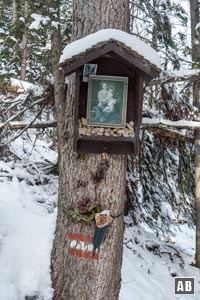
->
130;0;190;70
0;0;72;82
190;0;200;268
126;0;196;247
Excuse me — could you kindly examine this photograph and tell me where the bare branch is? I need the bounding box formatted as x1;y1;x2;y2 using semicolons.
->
147;70;200;86
0;82;24;93
0;97;46;130
144;127;193;142
142;117;200;129
9;120;57;130
0;102;46;146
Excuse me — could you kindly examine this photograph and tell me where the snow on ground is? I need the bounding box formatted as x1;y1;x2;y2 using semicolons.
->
10;135;57;164
120;220;200;300
0;136;199;300
0;137;58;300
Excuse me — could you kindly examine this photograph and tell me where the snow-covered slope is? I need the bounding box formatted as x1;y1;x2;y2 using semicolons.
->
120;220;200;300
0;137;199;300
0;138;58;300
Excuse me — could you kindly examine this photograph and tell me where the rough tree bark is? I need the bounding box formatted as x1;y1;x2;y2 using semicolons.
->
20;0;29;80
51;1;129;300
12;0;17;24
50;0;66;156
152;0;158;51
190;0;200;268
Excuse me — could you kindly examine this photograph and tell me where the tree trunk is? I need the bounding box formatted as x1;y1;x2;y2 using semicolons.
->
12;0;17;24
20;0;29;80
190;0;200;268
50;0;66;157
152;0;158;51
51;1;129;299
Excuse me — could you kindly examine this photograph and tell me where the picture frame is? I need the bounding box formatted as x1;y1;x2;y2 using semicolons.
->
86;75;128;128
83;64;98;82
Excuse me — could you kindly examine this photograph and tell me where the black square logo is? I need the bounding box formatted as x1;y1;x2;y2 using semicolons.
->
175;277;194;294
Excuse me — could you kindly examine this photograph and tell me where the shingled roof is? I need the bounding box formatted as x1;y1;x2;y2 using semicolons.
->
60;29;161;80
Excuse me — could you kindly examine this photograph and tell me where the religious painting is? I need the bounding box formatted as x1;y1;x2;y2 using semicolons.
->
86;75;128;128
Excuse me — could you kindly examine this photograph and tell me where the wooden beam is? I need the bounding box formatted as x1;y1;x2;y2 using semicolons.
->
111;42;160;80
61;42;115;76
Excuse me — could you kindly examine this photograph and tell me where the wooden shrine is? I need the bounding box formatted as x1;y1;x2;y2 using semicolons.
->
60;30;161;154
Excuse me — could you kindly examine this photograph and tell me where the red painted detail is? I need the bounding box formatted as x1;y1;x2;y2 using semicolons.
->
75;250;83;257
68;248;99;260
93;253;99;260
85;235;92;243
68;233;93;243
68;248;75;255
68;232;73;239
72;233;79;240
79;234;85;242
83;251;90;259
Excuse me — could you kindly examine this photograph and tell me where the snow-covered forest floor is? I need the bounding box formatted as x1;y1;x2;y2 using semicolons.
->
0;135;199;300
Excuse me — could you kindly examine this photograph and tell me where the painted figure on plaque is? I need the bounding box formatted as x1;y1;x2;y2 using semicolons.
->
93;83;117;124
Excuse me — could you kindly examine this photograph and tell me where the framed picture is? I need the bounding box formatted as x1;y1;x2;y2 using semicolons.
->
83;64;97;82
86;75;128;128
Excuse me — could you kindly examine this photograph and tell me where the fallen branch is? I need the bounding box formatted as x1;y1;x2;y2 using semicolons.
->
9;120;57;130
147;69;200;86
142;117;200;129
9;118;198;131
145;127;193;142
0;102;46;146
141;117;198;142
0;97;46;130
0;83;24;93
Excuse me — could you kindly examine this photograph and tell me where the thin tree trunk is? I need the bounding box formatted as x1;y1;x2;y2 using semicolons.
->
51;1;129;299
152;0;159;51
12;0;17;24
190;0;200;268
50;0;66;158
20;0;29;80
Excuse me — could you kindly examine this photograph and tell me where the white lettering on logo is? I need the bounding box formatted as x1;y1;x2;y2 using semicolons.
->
177;281;184;292
185;281;192;291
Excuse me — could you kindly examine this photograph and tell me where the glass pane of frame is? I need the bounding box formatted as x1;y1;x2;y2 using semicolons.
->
86;75;128;128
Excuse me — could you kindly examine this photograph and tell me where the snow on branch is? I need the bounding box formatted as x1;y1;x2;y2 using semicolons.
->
143;127;193;142
142;117;200;129
0;78;44;95
10;78;44;96
0;103;46;146
0;82;24;94
0;97;46;130
6;118;199;143
148;69;200;86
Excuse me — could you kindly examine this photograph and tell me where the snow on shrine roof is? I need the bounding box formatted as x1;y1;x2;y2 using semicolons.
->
59;29;161;70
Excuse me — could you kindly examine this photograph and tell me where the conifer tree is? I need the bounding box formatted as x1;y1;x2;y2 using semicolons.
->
51;1;129;299
190;0;200;268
